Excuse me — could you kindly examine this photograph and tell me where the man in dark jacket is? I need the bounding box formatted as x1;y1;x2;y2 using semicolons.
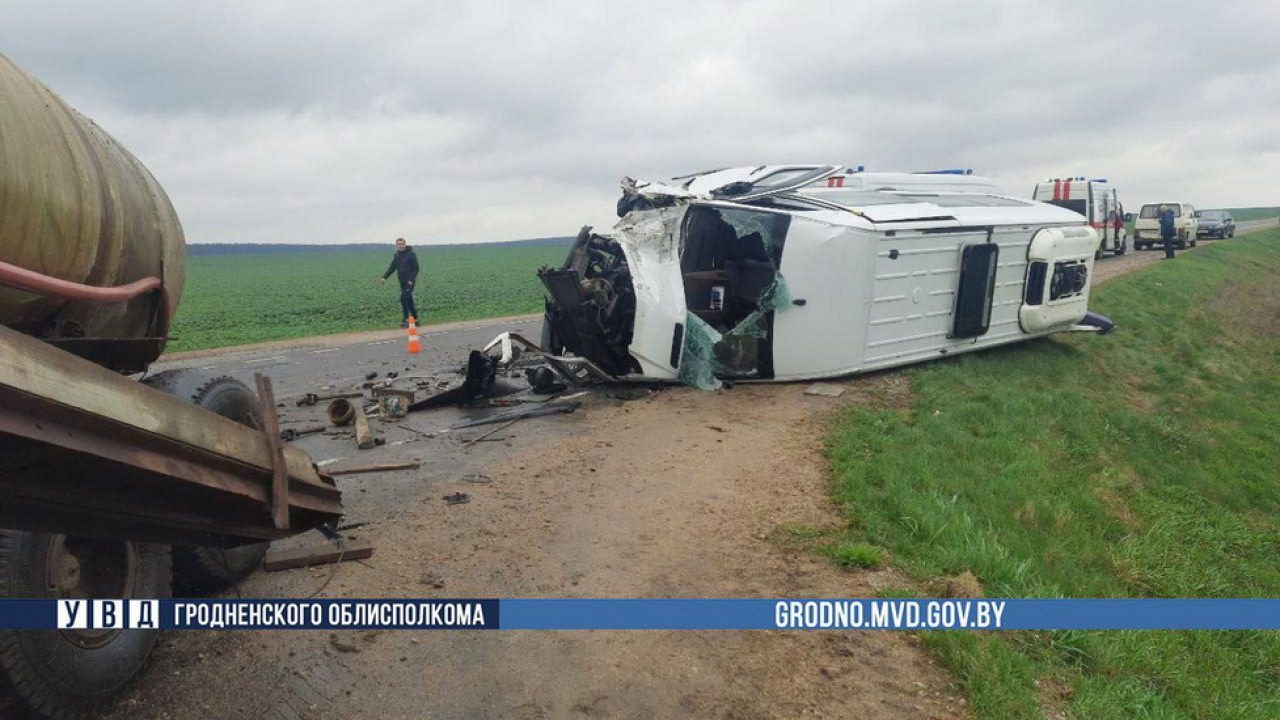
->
379;237;421;326
1159;205;1177;259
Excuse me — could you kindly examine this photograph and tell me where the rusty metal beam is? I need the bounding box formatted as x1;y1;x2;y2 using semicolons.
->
0;325;342;544
254;373;291;531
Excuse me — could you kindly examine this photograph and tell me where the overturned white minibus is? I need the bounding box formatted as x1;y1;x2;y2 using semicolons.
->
538;165;1109;388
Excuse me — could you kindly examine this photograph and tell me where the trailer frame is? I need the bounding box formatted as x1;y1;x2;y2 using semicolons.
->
0;324;342;547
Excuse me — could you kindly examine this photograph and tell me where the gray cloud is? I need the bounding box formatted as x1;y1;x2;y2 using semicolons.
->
2;0;1277;244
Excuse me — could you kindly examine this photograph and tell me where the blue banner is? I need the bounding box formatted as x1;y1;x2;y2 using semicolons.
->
1;598;1279;631
501;599;1280;630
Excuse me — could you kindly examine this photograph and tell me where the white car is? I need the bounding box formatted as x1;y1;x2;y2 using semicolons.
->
1133;202;1199;249
539;165;1107;388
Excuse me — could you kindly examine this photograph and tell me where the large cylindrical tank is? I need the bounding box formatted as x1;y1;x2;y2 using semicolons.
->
0;53;184;365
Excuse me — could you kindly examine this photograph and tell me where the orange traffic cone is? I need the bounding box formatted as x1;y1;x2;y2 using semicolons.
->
406;316;422;354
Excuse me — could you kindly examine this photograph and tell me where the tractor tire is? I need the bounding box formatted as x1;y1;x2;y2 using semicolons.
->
0;531;171;720
142;370;269;592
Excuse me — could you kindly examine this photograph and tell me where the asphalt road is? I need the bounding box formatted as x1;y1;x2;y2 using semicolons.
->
149;311;590;557
152;314;545;405
151;314;565;462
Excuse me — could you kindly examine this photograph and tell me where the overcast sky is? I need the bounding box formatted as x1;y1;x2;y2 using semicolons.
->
2;1;1277;245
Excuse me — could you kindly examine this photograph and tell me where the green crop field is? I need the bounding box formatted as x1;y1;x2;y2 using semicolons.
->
1223;206;1280;221
816;231;1280;718
166;243;569;352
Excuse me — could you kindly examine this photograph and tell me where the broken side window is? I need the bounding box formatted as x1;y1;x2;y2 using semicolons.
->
677;313;725;390
676;274;795;389
676;204;795;389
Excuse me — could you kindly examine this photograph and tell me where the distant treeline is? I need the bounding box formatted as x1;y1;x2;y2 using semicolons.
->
187;236;575;256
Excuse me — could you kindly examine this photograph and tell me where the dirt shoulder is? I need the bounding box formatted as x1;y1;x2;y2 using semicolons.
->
114;382;968;720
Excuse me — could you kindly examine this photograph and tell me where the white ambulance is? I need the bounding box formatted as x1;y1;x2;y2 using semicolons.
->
1032;177;1127;258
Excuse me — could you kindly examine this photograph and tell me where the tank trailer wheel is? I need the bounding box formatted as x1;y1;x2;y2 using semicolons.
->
0;531;170;720
142;370;270;592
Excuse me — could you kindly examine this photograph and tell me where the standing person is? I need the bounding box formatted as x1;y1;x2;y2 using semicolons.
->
1159;205;1177;259
378;237;420;327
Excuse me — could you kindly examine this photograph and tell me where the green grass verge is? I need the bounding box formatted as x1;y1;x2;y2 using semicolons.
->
826;230;1280;718
168;244;567;352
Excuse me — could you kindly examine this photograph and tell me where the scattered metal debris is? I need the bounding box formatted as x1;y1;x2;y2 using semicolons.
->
327;397;356;426
263;537;374;571
407;349;525;411
804;383;846;398
328;461;423;476
443;492;470;506
463;418;520;448
449;401;581;430
525;366;565;393
461;474;493;484
280;424;326;441
296;391;363;407
483;332;614;385
373;387;414;419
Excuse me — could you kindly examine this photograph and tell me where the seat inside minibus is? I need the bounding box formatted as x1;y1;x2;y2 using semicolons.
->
677;205;792;388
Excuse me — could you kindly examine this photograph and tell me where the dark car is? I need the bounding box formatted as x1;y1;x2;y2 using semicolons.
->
1195;209;1235;238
